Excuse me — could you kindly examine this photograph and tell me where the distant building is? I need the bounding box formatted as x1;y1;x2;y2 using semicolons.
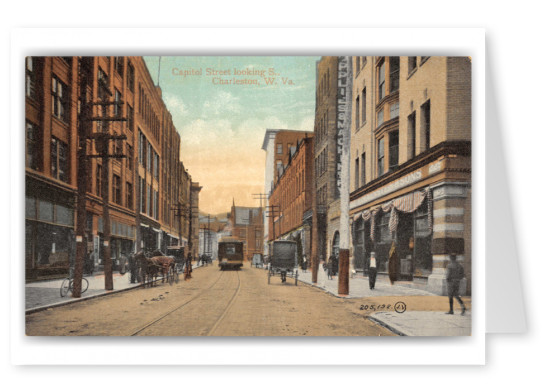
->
229;200;263;261
261;129;312;256
268;135;314;263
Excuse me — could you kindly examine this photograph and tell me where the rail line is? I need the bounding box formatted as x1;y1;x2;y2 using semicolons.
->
206;271;241;336
130;269;241;336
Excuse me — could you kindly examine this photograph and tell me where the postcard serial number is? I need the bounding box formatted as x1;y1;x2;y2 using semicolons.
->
360;302;407;313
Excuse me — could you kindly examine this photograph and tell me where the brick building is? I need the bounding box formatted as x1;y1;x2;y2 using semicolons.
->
349;56;471;294
25;56;198;280
312;57;342;267
268;135;314;263
228;201;263;262
261;129;312;256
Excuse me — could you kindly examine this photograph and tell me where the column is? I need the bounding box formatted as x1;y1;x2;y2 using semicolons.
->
426;182;470;295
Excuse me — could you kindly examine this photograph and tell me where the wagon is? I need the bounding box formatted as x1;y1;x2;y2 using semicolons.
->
268;240;298;285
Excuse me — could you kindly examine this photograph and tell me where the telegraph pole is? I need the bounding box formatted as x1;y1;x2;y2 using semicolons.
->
86;67;127;291
73;57;92;298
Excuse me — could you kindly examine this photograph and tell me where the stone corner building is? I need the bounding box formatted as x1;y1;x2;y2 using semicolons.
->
349;56;471;295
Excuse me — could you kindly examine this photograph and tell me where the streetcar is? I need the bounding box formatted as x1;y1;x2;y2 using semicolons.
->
218;237;244;270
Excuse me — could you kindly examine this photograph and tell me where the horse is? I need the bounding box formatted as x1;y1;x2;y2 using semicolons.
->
134;251;160;287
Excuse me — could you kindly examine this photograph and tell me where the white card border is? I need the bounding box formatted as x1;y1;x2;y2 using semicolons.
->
10;27;485;365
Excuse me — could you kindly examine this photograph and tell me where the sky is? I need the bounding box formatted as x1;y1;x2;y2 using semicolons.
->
144;56;319;215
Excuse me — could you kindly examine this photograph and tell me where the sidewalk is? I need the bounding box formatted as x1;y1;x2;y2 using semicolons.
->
25;263;205;314
295;268;471;336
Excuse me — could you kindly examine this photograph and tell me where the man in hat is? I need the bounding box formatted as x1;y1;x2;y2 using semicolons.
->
445;254;466;315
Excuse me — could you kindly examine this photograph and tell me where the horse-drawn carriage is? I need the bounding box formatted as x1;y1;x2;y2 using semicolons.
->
132;250;179;287
267;240;298;285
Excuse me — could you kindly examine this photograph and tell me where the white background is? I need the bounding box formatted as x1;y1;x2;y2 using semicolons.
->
2;0;548;389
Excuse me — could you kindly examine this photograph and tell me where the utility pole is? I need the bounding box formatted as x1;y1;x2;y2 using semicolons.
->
85;64;127;291
73;57;92;298
171;202;186;247
265;204;280;242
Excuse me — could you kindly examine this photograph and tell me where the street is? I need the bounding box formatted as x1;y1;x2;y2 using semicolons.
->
25;264;470;336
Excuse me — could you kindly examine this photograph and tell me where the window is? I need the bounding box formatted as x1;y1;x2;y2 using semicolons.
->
377;109;384;127
51;137;68;182
377;138;385;177
127;105;134;131
51;76;69;122
114;89;121;117
115;56;124;76
362;57;367;67
408;56;417;74
377;212;391;243
127;144;133;171
153;152;159;180
146;184;151;215
389;57;400;93
361;87;366;124
127;61;135;92
420;56;429;64
113;174;121;205
98;67;108;90
408;111;416;159
96;164;102;196
355;57;360;74
421;100;431;152
126;182;133;209
361;152;366;186
389;131;399;171
355;157;360;190
26;57;37;99
26;121;39;170
355;95;360;129
390;101;400;119
138;130;144;165
140;177;145;213
276;143;282;154
378;61;385;102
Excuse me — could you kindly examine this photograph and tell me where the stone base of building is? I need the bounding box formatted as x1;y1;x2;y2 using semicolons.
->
427;267;467;296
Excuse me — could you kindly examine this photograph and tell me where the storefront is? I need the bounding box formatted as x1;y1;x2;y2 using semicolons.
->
25;194;75;280
350;142;471;294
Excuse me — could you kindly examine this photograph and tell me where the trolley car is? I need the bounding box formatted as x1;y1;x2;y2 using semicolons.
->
218;237;244;270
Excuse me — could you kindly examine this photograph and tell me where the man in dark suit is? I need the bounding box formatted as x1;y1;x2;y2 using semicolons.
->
445;254;466;315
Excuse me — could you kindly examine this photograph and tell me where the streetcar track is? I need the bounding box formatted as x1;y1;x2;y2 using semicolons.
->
130;269;242;336
130;270;225;336
206;270;241;336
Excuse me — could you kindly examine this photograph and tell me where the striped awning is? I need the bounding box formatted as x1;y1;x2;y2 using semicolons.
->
354;187;433;241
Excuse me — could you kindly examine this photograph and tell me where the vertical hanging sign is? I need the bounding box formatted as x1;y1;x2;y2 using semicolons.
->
335;56;350;198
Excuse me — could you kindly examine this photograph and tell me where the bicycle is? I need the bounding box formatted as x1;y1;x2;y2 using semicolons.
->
60;276;89;297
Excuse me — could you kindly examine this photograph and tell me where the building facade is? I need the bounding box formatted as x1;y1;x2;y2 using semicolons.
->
313;56;341;266
25;56;199;280
261;129;312;256
229;201;263;262
268;136;314;263
349;56;471;294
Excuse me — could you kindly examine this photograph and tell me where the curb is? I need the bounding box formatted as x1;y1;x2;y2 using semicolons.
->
367;314;408;336
25;268;198;315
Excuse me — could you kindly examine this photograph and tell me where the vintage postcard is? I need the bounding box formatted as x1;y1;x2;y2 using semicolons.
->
24;55;472;337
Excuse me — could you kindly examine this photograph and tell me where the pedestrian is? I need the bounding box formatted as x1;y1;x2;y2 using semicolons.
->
368;252;378;290
86;250;95;276
445;254;467;315
328;255;337;280
302;255;307;272
129;253;138;283
388;240;399;285
184;252;193;280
